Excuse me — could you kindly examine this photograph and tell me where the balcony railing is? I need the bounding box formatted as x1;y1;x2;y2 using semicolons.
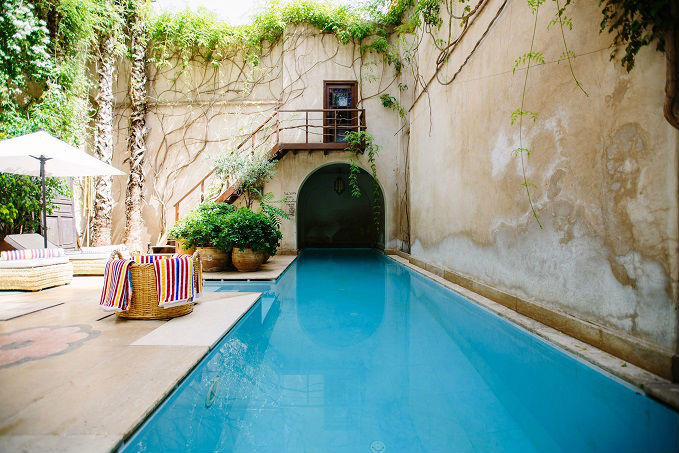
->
173;108;367;221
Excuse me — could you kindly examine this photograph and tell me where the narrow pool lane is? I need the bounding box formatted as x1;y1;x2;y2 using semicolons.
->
122;249;678;453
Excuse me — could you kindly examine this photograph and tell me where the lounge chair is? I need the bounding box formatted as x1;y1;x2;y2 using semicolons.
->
0;248;73;291
67;245;130;276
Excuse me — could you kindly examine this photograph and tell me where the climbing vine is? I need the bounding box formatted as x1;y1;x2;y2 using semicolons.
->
146;0;424;73
0;0;123;235
345;130;382;229
599;0;676;72
133;0;449;240
509;0;589;227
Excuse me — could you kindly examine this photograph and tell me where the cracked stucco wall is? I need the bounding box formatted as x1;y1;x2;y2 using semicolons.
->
404;0;679;353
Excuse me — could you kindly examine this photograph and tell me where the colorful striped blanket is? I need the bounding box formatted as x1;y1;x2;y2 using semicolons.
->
99;259;133;312
153;256;196;308
0;248;65;261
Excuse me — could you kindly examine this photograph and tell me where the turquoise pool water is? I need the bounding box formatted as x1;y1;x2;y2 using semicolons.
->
121;249;678;452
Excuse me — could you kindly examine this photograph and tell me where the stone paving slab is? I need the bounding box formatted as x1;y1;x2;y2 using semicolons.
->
204;254;296;280
0;277;259;453
0;300;63;320
132;292;260;347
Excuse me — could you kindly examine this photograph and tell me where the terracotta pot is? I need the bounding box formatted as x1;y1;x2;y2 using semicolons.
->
262;252;271;263
175;242;195;256
232;247;264;272
196;246;229;272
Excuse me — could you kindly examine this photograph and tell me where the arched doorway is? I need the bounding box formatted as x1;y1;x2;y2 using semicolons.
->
297;163;384;249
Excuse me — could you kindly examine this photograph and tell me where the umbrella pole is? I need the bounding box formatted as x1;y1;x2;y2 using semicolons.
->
40;156;48;248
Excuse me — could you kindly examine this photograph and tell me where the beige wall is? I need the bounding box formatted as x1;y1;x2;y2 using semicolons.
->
107;2;677;367
403;0;679;353
110;25;401;249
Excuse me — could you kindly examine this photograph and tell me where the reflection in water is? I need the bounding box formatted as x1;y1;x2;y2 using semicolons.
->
122;250;678;453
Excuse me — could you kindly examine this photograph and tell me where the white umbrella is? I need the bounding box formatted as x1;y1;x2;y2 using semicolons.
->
0;131;126;247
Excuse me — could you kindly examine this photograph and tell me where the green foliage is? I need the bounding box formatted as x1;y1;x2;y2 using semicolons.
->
0;0;53;100
213;151;277;208
147;0;440;73
380;93;405;117
510;108;538;125
415;0;443;28
0;172;70;237
220;207;282;255
254;189;291;228
0;0;124;146
599;0;675;71
168;201;236;250
169;201;283;255
345;130;382;228
512;51;545;72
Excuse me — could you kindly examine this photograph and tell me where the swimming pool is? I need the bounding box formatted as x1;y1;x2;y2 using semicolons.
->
121;249;678;452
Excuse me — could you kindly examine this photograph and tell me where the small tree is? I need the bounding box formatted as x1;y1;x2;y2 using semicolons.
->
213;151;276;209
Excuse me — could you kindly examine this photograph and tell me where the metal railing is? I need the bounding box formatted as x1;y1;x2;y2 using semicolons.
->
173;108;366;221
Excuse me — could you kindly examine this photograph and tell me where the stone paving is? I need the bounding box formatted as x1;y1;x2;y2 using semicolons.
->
0;277;262;453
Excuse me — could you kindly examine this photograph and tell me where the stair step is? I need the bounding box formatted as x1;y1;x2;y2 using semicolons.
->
151;245;176;254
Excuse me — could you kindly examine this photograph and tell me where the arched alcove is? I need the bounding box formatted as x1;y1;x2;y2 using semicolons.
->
297;163;384;249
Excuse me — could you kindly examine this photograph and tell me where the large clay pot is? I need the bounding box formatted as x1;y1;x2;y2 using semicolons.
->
262;252;271;264
196;246;229;272
175;242;195;256
232;247;264;272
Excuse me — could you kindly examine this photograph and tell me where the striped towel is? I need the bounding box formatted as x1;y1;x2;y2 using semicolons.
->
175;254;203;299
153;256;195;308
0;248;65;260
99;259;133;312
132;255;163;264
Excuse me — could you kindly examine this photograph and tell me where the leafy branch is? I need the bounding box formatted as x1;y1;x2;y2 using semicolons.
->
345;130;383;229
512;0;544;228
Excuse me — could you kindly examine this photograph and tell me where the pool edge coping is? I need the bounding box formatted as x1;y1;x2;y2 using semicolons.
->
383;253;679;411
109;292;265;453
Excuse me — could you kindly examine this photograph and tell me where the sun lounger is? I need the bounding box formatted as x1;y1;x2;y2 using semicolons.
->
67;245;130;275
0;248;73;291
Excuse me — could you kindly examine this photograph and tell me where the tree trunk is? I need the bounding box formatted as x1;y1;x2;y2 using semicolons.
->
91;32;116;246
123;2;148;253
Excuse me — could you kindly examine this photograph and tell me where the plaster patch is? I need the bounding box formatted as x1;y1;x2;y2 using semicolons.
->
411;212;676;350
491;131;513;177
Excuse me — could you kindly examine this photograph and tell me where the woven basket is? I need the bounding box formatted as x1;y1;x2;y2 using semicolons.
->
0;262;73;291
113;250;201;320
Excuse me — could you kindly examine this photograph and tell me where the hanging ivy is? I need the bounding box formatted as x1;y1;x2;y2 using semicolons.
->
599;0;676;71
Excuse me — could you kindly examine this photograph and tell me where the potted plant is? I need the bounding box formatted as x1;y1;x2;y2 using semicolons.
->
168;201;235;272
221;207;281;272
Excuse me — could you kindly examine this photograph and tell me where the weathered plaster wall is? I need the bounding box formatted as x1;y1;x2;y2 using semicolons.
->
404;0;679;353
110;24;401;250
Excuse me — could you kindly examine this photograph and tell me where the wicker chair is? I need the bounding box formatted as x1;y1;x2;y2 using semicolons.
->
111;250;201;320
68;245;130;276
0;250;73;291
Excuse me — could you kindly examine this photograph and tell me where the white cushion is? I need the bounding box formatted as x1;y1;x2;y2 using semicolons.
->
0;256;70;269
67;253;112;260
80;245;128;254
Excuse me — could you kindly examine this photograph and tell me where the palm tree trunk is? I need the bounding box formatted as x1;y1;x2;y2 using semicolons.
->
123;2;148;252
91;32;116;246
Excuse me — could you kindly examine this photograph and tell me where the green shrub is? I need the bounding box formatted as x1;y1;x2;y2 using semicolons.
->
0;172;70;238
219;207;281;255
168;201;235;251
